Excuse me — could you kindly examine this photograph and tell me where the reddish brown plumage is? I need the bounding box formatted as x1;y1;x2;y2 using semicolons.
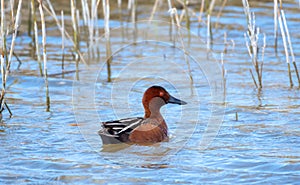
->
129;120;168;143
142;86;170;118
99;86;187;145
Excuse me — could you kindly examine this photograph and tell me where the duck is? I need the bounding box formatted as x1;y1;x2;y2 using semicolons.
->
98;86;187;145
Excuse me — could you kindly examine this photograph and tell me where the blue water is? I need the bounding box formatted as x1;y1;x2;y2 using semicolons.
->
1;1;300;184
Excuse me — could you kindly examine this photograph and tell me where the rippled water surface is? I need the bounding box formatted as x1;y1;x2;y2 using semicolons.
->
1;0;300;184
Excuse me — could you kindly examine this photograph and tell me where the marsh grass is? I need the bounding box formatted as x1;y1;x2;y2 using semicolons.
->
61;10;65;78
0;0;22;116
221;52;227;99
70;0;79;60
32;0;43;76
0;0;299;116
273;0;278;51
167;5;194;91
278;9;293;87
243;0;264;89
38;0;50;111
102;0;112;82
280;10;300;87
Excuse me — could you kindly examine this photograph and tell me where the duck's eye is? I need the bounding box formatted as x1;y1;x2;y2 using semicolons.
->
159;91;164;97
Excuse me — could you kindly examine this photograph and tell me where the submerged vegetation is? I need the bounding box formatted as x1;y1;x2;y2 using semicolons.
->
0;0;299;116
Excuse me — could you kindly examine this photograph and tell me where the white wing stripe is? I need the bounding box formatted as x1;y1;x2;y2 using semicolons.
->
117;119;143;134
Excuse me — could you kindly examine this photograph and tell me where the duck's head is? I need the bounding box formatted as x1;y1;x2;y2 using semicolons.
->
142;86;187;118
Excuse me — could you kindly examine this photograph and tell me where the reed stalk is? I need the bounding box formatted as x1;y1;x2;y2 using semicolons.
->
221;53;227;99
279;0;282;9
249;69;258;88
208;0;216;16
129;0;136;24
32;0;43;76
117;0;124;40
243;0;263;89
93;0;100;39
149;0;159;22
278;9;293;87
260;34;266;82
281;10;300;86
71;0;79;58
29;0;35;55
207;0;215;45
214;0;227;29
274;0;278;51
90;0;100;58
198;0;205;23
207;14;211;51
223;32;228;54
95;0;101;59
28;1;32;37
80;0;89;27
168;7;194;87
7;0;22;73
80;0;101;58
70;0;80;80
1;0;8;66
102;0;112;82
9;0;14;23
44;0;86;64
0;50;5;112
183;0;190;31
0;0;22;116
81;0;91;53
1;0;5;51
129;0;137;41
293;61;300;87
167;0;175;43
38;0;50;111
61;10;65;77
76;9;80;40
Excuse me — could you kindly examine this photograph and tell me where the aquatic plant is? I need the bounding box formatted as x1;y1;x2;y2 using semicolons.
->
0;0;22;116
102;0;112;82
0;0;299;117
278;9;300;87
273;0;278;51
61;10;65;77
38;0;50;111
31;0;43;76
243;0;264;89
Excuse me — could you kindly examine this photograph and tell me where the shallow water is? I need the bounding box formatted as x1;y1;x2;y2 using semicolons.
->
1;0;300;184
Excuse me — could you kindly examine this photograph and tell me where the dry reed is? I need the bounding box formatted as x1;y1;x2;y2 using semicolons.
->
207;14;211;51
278;9;293;87
44;0;86;65
61;10;65;77
71;0;79;58
0;0;22;116
221;53;227;99
243;0;263;89
168;5;194;87
32;0;43;76
281;10;300;87
102;0;112;82
274;0;278;51
38;0;50;111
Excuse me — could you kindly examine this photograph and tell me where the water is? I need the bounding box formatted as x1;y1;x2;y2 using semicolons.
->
1;1;300;184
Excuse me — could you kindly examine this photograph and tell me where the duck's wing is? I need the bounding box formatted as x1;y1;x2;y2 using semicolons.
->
99;117;144;144
102;117;144;134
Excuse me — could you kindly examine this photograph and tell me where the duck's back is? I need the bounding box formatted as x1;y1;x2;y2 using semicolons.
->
99;117;144;144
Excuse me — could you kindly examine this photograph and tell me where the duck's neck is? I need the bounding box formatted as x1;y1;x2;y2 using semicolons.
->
144;98;168;135
144;108;162;119
143;97;165;119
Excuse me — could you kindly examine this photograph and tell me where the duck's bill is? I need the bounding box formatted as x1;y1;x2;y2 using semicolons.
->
168;95;187;105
